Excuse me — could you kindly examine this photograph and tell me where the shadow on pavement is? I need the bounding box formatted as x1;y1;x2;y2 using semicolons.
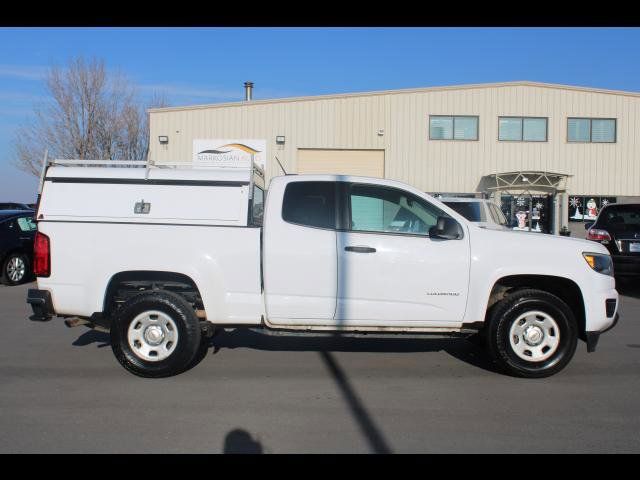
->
71;326;501;453
208;328;501;374
72;329;110;348
222;429;264;454
72;327;501;373
318;350;393;453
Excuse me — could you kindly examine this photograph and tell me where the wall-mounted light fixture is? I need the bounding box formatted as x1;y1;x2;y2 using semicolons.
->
276;135;285;145
158;135;169;144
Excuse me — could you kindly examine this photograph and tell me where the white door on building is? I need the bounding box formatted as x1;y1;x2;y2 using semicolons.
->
297;149;384;178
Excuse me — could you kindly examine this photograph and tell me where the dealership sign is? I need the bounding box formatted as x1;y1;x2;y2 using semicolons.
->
193;139;266;169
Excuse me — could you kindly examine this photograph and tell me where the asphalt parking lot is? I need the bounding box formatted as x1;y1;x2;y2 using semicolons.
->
1;281;639;453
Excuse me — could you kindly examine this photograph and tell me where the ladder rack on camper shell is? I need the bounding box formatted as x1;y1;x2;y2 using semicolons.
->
37;152;265;196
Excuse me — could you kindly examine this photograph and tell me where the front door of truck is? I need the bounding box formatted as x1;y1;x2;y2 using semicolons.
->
335;183;470;326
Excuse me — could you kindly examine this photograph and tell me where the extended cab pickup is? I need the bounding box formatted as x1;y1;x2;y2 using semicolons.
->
27;159;619;378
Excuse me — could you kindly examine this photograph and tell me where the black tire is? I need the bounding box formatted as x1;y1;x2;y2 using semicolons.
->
486;289;578;378
184;334;212;372
1;253;29;286
110;290;202;378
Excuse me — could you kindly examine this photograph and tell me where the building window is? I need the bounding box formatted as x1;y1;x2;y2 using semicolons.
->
567;118;616;143
498;117;548;142
429;116;478;141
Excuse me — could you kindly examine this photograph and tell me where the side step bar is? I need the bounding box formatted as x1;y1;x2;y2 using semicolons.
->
247;327;478;340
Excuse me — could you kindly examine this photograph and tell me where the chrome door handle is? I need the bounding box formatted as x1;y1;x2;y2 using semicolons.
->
344;246;376;253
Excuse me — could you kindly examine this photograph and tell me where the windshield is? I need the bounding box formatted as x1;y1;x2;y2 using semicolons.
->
443;201;484;222
488;203;508;226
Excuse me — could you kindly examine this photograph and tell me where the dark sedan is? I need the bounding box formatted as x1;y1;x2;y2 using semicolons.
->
585;203;640;278
0;210;37;285
0;202;32;210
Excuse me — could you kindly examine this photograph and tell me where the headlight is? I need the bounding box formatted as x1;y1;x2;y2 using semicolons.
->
583;252;614;276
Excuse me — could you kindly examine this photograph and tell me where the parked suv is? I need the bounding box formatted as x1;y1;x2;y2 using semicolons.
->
1;210;36;285
440;197;509;230
585;203;640;278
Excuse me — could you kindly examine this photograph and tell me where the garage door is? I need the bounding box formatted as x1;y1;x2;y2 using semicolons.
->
297;149;385;178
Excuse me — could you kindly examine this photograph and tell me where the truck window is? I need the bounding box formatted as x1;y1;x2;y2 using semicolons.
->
282;181;336;229
251;185;264;226
349;184;444;235
443;201;484;222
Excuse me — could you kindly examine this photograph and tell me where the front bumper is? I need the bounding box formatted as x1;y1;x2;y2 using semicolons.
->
585;312;619;353
26;289;55;321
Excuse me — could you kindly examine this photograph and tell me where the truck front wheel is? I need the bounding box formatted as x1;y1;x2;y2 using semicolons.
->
110;290;202;378
486;289;578;378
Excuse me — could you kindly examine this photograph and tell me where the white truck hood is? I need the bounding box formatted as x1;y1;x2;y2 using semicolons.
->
472;225;608;253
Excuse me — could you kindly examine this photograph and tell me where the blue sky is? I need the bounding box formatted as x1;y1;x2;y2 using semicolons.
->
1;27;639;202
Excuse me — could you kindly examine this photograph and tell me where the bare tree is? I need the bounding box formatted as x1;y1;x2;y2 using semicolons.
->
13;56;168;176
120;92;168;161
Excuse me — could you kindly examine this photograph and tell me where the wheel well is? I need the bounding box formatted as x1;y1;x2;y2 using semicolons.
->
1;248;31;265
102;271;204;322
487;275;586;340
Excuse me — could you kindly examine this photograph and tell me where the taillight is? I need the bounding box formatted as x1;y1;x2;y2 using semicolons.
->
587;228;611;242
33;231;50;277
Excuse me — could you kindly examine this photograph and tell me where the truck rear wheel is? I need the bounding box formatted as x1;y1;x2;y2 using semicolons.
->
110;290;202;378
486;289;578;378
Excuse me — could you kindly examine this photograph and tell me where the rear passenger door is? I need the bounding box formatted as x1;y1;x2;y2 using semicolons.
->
263;181;338;324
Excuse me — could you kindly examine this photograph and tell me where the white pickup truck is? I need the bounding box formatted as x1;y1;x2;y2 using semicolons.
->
27;159;619;378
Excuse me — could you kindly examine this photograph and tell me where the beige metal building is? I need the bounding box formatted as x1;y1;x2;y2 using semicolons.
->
148;81;640;235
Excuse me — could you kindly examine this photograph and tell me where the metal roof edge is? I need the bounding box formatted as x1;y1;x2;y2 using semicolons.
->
147;81;640;114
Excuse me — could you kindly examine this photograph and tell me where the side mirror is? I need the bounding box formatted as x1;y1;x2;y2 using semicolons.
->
429;216;463;240
584;221;595;230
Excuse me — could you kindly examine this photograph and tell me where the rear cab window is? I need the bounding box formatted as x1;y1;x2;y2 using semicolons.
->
282;181;337;229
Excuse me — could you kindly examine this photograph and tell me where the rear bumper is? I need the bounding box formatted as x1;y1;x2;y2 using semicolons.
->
26;289;55;321
613;255;640;276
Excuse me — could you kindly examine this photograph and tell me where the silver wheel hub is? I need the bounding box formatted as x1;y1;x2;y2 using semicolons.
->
144;325;165;345
127;311;178;362
509;310;560;362
523;325;544;346
7;257;25;282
